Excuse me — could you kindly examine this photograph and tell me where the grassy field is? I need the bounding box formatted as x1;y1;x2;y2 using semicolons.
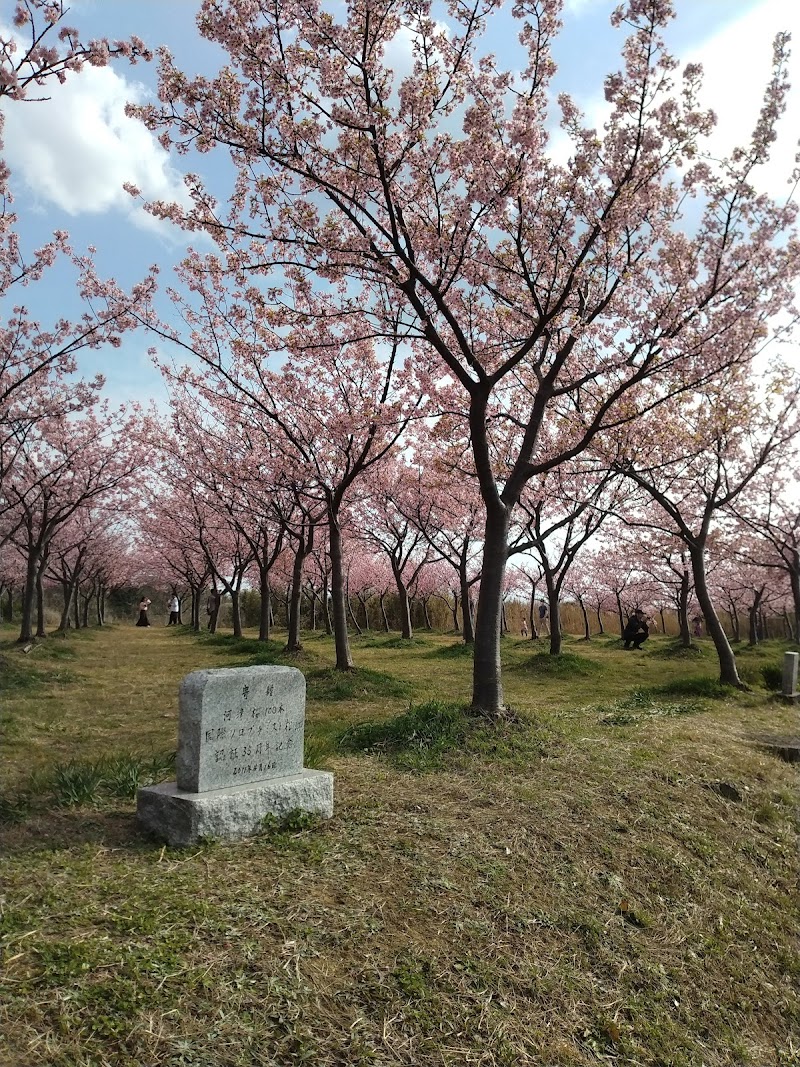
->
1;621;798;1067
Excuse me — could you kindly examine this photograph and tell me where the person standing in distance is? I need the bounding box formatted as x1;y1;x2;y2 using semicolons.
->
135;597;152;627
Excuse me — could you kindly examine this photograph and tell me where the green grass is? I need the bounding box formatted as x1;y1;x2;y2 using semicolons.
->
0;622;798;1066
306;665;413;702
338;700;467;769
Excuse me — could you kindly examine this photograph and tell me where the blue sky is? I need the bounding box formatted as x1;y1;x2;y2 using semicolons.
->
2;0;798;409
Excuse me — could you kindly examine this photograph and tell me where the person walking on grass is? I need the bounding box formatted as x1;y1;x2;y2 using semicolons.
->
168;594;180;625
135;597;152;627
622;609;649;650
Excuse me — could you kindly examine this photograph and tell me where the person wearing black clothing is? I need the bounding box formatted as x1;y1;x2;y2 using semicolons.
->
622;609;649;649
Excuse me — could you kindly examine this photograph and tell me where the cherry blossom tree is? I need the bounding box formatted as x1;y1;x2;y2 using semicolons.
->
4;402;148;642
607;362;800;685
130;0;800;714
729;464;800;641
0;4;155;498
356;458;434;639
511;463;625;654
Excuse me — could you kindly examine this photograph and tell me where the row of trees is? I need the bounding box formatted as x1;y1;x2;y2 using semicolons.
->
1;2;800;717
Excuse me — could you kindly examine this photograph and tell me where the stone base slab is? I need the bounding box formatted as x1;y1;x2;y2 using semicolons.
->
137;769;334;847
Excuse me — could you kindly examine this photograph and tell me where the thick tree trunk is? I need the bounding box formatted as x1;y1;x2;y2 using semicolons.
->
18;548;39;643
392;562;413;639
328;513;354;670
690;544;742;687
471;504;509;714
81;594;90;629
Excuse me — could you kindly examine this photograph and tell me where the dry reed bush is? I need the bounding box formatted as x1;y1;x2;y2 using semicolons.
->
0;623;798;1066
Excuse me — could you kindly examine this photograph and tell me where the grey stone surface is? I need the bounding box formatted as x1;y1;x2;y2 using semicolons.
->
781;651;799;700
177;665;305;792
137;770;334;847
136;664;334;846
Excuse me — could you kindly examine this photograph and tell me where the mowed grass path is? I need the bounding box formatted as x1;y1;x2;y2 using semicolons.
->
1;622;799;1067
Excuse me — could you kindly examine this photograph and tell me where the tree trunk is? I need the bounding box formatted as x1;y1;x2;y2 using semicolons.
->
347;589;363;636
678;568;691;647
392;561;413;639
690;544;742;687
207;590;221;633
615;592;625;638
594;605;604;636
18;547;40;643
547;581;562;656
285;542;306;653
790;563;800;644
231;587;243;638
727;599;740;643
35;555;48;638
471;504;508;714
451;591;460;633
578;595;590;640
460;568;475;645
422;597;432;630
530;585;539;640
81;593;90;628
259;572;271;642
659;607;666;635
323;575;333;635
379;592;391;632
501;601;507;636
328;511;354;670
58;579;73;631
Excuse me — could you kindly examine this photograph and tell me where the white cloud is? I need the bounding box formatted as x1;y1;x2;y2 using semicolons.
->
0;61;190;236
687;0;800;198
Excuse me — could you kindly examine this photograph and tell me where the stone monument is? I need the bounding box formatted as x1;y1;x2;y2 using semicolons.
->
137;665;333;846
781;651;799;703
